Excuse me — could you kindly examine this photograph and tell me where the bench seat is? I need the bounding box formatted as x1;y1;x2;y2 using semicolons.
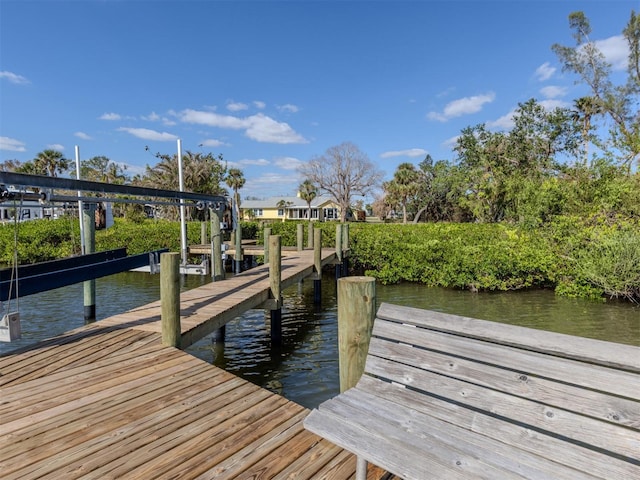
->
304;302;640;479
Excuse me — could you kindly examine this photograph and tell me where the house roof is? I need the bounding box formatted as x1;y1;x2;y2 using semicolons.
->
241;195;336;209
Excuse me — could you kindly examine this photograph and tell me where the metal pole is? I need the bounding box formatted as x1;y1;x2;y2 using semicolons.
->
177;139;187;266
75;146;85;256
82;203;96;322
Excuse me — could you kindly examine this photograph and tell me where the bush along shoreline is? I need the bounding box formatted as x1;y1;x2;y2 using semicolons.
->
0;216;638;303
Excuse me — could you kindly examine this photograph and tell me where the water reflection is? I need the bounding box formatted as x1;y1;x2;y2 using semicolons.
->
2;269;638;409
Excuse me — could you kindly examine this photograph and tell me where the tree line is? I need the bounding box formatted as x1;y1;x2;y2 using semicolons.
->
380;11;640;226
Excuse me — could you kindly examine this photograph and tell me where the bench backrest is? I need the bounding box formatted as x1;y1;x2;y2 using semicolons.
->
360;303;640;479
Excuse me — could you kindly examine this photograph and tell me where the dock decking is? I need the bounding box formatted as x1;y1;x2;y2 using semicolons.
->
0;248;393;479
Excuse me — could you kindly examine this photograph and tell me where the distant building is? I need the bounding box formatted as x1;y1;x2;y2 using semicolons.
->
240;194;340;222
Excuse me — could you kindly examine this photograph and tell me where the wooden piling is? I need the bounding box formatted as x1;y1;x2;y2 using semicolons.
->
341;222;350;277
269;235;282;345
234;223;243;273
201;221;207;244
263;227;271;263
211;211;224;281
161;252;181;348
82;203;96;322
297;223;304;251
313;227;322;304
337;276;376;392
307;221;314;249
335;224;343;262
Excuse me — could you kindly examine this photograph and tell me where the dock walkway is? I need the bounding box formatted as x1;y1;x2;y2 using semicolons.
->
0;248;392;479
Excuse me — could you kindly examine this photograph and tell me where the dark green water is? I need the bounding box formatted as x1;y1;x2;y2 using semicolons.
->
1;270;638;408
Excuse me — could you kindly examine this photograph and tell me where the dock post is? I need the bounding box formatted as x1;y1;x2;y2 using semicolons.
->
211;211;224;281
234;223;243;274
297;223;304;251
341;223;350;277
82;203;96;322
201;221;207;244
337;276;375;392
313;227;322;304
269;235;282;345
335;224;343;279
307;221;314;249
161;252;181;348
263;227;271;263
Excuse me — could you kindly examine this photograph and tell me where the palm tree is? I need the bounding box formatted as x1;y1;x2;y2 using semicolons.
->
572;96;604;165
384;163;420;223
33;149;70;177
225;168;245;223
298;179;318;220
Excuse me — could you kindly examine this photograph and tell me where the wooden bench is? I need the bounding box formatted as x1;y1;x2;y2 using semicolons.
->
304;303;640;479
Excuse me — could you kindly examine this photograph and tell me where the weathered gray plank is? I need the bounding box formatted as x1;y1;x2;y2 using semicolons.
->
371;317;640;400
376;302;640;371
367;332;640;428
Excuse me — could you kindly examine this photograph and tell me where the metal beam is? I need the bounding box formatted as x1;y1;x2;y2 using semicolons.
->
0;172;227;205
0;249;168;301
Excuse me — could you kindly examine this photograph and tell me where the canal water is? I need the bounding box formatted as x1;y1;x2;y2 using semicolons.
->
1;270;638;409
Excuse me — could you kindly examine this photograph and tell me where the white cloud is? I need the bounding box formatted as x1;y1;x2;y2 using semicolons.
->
427;92;495;122
0;71;29;85
380;148;428;159
253;101;266;109
74;131;92;140
539;99;569;110
227;101;249;112
199;138;226;148
0;136;26;152
117;127;178;141
180;109;247;129
244;114;307;144
443;135;459;150
273;156;303;170
277;104;299;113
47;143;65;151
487;109;516;130
596;35;629;71
100;112;121;121
239;158;270;166
540;85;567;99
535;62;556;81
180;109;307;144
142;112;161;122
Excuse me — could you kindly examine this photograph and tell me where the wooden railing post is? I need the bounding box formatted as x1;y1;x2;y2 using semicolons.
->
341;223;350;277
211;211;224;281
269;235;282;345
307;221;314;249
234;223;243;273
200;221;207;244
335;223;343;279
297;223;304;251
337;276;376;392
161;252;181;348
263;227;271;263
313;227;322;304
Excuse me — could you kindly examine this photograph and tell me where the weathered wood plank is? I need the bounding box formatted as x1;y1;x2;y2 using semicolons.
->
371;318;640;400
368;330;640;428
376;302;640;371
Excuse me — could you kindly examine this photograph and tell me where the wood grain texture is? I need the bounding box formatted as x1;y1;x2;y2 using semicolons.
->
305;302;640;480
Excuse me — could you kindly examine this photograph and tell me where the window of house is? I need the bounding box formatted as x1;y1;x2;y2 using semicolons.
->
277;209;284;216
254;208;263;216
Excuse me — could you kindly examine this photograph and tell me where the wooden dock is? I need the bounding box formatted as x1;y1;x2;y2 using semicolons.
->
0;248;393;479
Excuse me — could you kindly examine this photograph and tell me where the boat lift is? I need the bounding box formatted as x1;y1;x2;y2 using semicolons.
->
0;171;229;341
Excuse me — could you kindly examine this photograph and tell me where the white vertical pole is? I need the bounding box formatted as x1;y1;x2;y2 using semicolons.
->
75;145;86;255
177;139;187;266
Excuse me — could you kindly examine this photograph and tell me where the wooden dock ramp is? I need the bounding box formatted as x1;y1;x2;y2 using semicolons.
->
0;248;394;479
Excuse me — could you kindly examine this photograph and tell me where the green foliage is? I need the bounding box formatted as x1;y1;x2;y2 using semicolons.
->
0;218;80;264
575;227;640;302
350;223;555;291
3;217;638;303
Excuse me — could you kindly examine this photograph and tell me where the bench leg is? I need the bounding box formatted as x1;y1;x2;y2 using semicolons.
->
356;455;367;480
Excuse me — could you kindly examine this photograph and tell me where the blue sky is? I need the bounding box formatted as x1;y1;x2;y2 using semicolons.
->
0;0;636;199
